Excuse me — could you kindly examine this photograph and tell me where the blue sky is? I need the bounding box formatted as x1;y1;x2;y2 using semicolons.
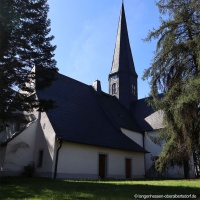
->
47;0;161;99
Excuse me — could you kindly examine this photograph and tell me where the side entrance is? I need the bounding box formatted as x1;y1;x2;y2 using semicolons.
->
99;154;107;179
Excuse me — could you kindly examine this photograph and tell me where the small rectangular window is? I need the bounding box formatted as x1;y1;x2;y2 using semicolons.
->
37;150;44;168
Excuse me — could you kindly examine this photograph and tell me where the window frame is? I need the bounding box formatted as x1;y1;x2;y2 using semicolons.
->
37;149;44;168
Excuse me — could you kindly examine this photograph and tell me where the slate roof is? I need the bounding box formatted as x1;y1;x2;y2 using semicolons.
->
99;93;141;132
36;73;147;153
131;96;164;132
110;2;137;77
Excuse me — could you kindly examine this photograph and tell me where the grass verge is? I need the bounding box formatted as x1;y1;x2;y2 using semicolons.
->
0;177;200;200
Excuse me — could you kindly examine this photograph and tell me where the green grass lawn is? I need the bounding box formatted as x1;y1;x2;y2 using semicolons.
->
0;177;199;200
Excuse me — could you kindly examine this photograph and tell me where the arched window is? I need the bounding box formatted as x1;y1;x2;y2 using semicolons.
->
112;83;117;94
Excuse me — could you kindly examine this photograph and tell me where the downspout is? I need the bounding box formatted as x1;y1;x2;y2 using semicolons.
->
54;137;63;179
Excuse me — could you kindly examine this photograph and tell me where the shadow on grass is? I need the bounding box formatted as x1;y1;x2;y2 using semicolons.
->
0;177;199;200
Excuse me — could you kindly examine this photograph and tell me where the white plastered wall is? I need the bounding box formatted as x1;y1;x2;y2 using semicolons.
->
33;111;56;178
144;131;195;178
121;128;143;147
56;142;145;179
0;110;57;177
2;121;38;176
144;131;161;173
0;146;6;176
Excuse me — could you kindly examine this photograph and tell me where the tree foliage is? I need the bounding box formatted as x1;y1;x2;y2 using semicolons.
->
0;0;58;130
143;0;200;176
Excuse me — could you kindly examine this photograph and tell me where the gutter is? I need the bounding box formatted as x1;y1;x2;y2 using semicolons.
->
54;137;63;179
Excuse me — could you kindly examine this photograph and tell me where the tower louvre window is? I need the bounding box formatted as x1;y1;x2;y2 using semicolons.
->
132;84;136;95
112;83;117;94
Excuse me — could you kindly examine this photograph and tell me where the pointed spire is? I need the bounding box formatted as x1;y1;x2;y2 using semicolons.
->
110;2;137;77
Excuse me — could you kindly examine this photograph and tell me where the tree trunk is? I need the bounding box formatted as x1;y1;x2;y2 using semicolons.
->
183;161;190;179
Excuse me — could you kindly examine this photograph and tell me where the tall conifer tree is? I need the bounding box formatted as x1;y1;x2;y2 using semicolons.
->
0;0;58;130
143;0;200;177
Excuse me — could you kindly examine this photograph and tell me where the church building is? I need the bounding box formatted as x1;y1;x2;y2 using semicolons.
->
0;2;195;179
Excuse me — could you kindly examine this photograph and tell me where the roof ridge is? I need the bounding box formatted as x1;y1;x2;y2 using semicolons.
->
103;93;142;132
90;88;121;132
136;93;164;102
57;72;91;88
92;89;142;133
90;89;147;153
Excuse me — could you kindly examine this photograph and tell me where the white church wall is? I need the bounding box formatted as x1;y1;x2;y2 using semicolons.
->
56;142;145;179
0;123;18;144
2;121;38;176
33;111;56;178
0;146;6;176
0;119;31;145
0;110;57;178
144;131;195;178
121;128;143;147
144;131;162;176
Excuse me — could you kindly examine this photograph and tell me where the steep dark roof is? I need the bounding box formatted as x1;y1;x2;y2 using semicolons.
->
131;96;164;132
99;93;141;132
36;73;147;153
110;2;137;77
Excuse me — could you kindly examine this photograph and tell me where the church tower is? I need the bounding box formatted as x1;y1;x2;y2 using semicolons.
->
109;2;138;110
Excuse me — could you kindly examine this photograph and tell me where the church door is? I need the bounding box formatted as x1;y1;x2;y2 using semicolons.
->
125;158;131;178
99;154;107;179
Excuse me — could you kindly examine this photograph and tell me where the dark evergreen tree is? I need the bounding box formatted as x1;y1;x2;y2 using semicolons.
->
143;0;200;177
0;0;58;130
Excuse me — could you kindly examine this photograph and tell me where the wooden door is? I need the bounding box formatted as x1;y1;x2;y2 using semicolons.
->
126;159;131;178
99;154;106;179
